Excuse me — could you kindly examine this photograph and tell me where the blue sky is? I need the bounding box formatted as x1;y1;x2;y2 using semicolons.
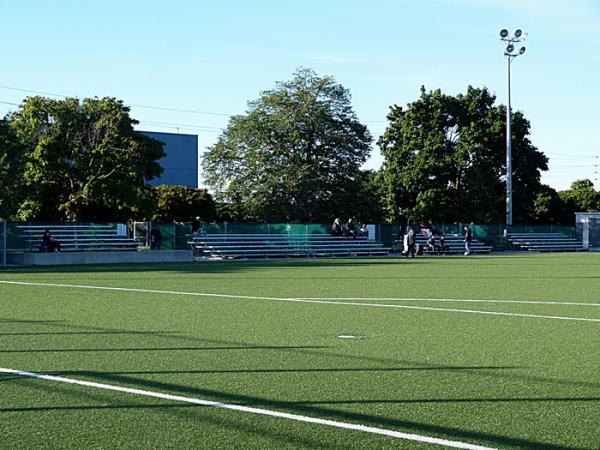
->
1;0;599;190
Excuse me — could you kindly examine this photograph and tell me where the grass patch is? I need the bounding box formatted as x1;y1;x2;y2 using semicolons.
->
1;254;599;449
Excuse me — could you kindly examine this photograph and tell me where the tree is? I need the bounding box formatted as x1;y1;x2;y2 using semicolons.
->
202;68;372;222
152;185;217;222
378;86;548;223
0;118;26;219
9;96;165;221
345;170;386;223
531;184;563;224
559;179;599;223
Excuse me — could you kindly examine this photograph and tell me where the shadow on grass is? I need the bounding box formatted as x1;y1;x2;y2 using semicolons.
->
0;331;182;336
0;259;404;274
0;370;588;449
0;345;330;354
0;382;342;450
3;318;600;393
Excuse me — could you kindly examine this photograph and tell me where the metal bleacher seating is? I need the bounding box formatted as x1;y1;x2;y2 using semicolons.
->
18;224;139;252
506;232;587;252
188;234;391;259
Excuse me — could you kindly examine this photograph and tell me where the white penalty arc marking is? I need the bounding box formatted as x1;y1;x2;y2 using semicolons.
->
0;368;495;450
1;280;599;323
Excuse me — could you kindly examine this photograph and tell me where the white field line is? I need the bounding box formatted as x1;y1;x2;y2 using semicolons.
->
1;280;599;323
0;367;495;450
296;297;600;307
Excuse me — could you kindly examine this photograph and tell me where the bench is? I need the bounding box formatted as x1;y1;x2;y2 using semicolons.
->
17;224;139;253
188;234;391;259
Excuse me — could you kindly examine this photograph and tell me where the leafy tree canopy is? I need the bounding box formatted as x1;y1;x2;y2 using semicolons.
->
9;96;165;221
0;117;26;219
559;179;599;218
378;86;548;224
152;185;217;222
202;68;372;222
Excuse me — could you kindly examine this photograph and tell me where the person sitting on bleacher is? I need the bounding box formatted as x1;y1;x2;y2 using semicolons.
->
359;223;368;238
345;218;357;239
427;234;435;253
192;216;205;237
331;218;343;236
421;219;435;239
41;229;61;253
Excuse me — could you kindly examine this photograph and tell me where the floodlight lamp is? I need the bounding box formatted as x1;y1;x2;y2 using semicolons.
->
506;44;515;53
519;46;526;55
500;29;509;38
515;29;523;38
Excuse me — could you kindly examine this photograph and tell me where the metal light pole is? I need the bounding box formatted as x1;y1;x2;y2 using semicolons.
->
499;29;526;226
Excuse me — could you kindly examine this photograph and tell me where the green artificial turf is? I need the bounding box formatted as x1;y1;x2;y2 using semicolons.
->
0;254;599;449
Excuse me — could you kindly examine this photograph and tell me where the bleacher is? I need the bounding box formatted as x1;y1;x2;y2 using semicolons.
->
506;232;587;252
189;234;390;259
18;224;139;252
394;234;493;255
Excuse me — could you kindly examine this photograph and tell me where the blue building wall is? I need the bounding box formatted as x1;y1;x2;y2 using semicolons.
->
140;131;198;188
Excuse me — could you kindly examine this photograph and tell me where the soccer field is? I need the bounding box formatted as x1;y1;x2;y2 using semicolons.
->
1;254;599;449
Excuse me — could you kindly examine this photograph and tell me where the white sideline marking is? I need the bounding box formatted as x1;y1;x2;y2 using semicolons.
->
298;297;600;308
1;280;599;323
0;367;495;450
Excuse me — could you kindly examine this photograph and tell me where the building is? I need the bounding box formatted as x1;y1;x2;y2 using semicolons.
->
139;131;198;188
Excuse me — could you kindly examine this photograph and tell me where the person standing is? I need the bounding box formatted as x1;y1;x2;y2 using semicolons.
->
397;212;407;240
439;233;448;255
463;225;472;256
150;227;162;250
406;227;416;258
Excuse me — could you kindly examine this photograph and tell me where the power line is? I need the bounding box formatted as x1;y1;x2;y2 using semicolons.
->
131;103;232;117
138;120;223;131
0;99;223;134
0;85;66;98
0;84;388;123
0;84;234;117
136;123;221;134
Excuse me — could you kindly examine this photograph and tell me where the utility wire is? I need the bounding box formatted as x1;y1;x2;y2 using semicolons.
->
0;84;234;117
0;84;387;123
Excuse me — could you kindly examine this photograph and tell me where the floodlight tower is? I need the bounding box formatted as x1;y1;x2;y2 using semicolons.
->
499;28;526;226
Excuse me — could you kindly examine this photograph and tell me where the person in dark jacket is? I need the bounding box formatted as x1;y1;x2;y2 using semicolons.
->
331;218;343;236
150;227;162;250
345;218;357;239
439;233;449;255
463;225;472;256
397;212;407;239
405;227;415;258
41;229;61;252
